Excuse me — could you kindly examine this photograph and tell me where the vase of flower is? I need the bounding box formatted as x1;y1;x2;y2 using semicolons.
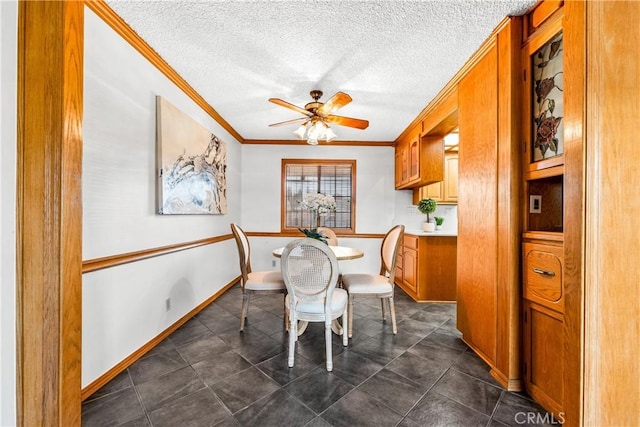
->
299;192;337;243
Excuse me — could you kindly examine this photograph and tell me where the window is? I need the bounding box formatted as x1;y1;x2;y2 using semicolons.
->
282;159;356;233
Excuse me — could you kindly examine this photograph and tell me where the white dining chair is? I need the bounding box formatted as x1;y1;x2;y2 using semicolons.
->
317;227;339;246
281;238;348;372
230;223;286;331
341;225;404;338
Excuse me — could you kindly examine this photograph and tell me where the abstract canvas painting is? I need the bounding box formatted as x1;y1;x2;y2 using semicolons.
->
156;96;227;214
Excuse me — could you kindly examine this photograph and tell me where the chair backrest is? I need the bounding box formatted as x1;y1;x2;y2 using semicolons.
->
230;223;252;279
317;227;339;246
379;225;405;282
281;238;340;310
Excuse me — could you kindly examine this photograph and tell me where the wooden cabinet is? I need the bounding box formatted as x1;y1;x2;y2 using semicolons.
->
456;18;522;391
395;234;457;302
394;127;444;190
395;139;409;186
520;7;566;417
522;240;564;415
416;152;458;203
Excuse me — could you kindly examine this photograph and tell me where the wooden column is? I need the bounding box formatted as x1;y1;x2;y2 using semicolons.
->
583;1;640;425
17;1;83;425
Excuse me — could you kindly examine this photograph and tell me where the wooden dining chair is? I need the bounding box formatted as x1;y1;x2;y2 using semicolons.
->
341;225;404;338
281;238;348;371
317;227;339;246
230;223;286;331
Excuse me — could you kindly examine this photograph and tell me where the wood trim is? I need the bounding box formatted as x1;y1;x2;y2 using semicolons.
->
82;235;233;273
583;2;640;426
16;2;84;425
81;229;386;274
395;18;509;143
81;278;239;400
84;0;244;143
243;139;395;147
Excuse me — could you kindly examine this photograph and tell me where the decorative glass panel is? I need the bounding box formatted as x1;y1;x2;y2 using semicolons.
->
532;31;563;162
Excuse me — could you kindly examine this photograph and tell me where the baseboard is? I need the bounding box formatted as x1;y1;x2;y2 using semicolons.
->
81;277;240;401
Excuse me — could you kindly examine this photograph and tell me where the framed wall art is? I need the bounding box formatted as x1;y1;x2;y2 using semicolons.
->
156;96;227;214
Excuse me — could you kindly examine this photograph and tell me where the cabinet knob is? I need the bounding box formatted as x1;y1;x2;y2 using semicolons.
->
532;267;556;277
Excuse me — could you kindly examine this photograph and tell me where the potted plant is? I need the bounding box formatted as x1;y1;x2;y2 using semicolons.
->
417;198;437;232
434;216;445;230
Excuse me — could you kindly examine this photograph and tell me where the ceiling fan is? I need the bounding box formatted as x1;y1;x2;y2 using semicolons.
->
268;90;369;144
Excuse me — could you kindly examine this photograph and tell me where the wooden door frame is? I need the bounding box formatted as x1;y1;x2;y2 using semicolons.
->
16;1;83;425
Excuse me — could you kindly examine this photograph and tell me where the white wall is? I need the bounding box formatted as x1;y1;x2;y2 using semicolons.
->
0;1;17;424
82;8;242;387
240;144;413;274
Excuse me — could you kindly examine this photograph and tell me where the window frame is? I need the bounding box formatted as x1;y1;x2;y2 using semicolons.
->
281;159;356;234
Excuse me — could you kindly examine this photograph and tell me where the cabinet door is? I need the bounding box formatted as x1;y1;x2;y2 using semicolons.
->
402;248;418;294
395;141;409;188
420;181;443;201
408;138;420;182
523;301;564;415
444;154;458;202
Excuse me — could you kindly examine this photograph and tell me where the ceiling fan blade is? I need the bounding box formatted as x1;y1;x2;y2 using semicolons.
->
324;114;369;130
268;98;313;117
317;92;352;116
268;117;309;127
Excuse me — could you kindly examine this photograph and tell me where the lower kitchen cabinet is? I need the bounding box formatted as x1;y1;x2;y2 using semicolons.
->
395;234;457;302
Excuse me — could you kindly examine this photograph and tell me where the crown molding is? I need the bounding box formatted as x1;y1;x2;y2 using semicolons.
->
84;0;244;143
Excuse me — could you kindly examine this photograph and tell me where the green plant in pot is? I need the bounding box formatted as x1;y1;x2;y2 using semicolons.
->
434;216;445;230
417;198;437;232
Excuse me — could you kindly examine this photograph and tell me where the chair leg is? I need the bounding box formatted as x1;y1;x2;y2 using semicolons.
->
342;309;348;347
348;295;354;338
380;298;387;321
389;297;398;334
325;321;333;372
240;293;249;331
288;313;297;368
283;295;289;330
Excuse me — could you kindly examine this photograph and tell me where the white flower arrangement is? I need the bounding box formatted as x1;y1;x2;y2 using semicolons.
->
300;193;337;215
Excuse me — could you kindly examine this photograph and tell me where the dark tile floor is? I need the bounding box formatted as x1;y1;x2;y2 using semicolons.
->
82;285;554;426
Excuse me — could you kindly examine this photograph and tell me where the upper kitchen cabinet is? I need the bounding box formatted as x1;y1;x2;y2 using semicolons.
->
395;87;458;190
394;126;444;189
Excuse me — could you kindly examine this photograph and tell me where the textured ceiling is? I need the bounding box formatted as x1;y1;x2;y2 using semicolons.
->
106;0;536;143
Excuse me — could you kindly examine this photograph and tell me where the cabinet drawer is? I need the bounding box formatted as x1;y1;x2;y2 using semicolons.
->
523;242;563;311
404;235;419;250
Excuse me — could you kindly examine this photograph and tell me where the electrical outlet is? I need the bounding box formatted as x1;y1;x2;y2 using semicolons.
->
530;195;542;213
165;298;171;311
272;260;276;267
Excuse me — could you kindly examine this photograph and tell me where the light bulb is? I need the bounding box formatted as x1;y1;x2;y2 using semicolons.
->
324;126;337;142
293;123;307;139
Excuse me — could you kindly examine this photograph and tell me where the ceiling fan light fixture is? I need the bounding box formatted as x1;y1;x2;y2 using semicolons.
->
324;124;337;142
270;90;367;144
293;123;307;139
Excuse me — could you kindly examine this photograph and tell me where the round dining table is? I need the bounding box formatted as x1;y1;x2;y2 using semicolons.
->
272;244;364;335
272;245;364;260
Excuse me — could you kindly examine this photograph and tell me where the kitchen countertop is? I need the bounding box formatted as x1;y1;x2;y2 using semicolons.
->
404;230;458;237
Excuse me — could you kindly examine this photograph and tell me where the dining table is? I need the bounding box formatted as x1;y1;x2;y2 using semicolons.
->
272;244;364;335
